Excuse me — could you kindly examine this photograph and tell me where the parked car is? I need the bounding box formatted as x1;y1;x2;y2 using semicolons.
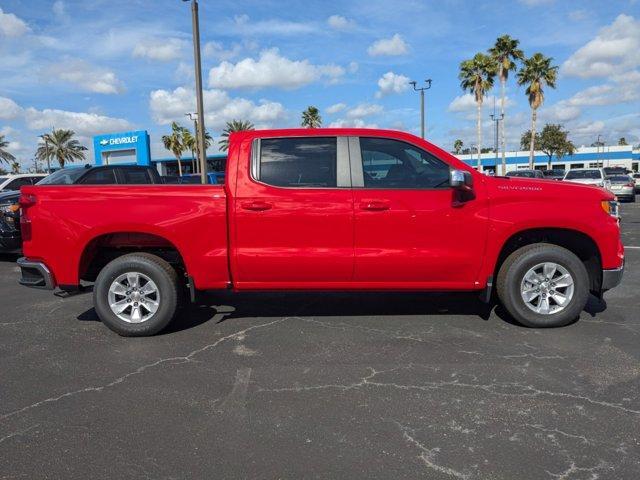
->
37;165;163;185
0;174;47;192
607;175;636;202
178;173;226;185
505;169;544;179
563;168;611;190
0;190;21;252
603;166;629;177
542;169;565;180
17;128;623;336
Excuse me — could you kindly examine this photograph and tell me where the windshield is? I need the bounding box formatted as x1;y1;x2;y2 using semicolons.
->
565;170;601;180
36;168;86;185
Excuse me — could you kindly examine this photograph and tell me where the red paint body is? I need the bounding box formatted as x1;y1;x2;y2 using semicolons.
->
20;128;623;292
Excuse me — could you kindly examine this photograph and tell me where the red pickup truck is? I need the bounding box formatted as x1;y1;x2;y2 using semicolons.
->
17;128;624;336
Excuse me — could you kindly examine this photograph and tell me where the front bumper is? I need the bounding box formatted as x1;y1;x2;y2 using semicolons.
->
602;262;624;291
17;257;55;289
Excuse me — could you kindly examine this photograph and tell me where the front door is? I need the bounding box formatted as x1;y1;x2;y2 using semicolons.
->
233;136;354;288
351;136;488;289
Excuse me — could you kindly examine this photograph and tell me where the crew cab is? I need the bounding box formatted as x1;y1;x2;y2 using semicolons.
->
17;129;624;336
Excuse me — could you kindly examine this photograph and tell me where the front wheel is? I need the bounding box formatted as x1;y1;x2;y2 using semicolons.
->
93;253;180;336
496;244;589;328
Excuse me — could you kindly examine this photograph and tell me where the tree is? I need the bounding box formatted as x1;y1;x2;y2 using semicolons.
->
517;53;558;168
162;122;188;176
618;137;628;146
301;106;322;128
182;129;213;174
11;161;20;174
453;139;464;155
35;128;87;169
489;35;524;175
459;53;497;170
219;120;255;152
520;130;541;151
538;124;575;168
0;134;16;165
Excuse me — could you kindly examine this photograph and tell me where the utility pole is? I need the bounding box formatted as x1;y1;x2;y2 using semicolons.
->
490;101;503;175
409;79;432;139
184;0;207;184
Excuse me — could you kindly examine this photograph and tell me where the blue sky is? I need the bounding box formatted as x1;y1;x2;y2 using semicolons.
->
1;0;639;166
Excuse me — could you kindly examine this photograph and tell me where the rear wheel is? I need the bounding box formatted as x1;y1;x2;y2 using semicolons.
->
94;253;180;336
497;244;589;328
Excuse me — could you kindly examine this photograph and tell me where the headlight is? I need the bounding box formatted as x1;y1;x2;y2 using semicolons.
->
601;200;619;218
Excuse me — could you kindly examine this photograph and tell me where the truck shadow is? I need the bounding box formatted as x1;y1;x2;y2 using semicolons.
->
77;290;607;334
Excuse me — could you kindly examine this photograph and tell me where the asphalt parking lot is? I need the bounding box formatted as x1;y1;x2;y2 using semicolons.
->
1;200;639;479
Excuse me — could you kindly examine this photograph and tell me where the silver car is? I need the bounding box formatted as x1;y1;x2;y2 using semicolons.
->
563;168;611;190
608;175;636;202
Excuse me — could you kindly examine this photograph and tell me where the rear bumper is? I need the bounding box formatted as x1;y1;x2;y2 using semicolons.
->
602;262;624;291
17;257;55;290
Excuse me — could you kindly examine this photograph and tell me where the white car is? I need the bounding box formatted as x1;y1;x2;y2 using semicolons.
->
563;168;611;190
0;174;48;192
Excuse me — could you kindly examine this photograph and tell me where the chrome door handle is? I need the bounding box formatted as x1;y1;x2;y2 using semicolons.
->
241;201;272;211
359;201;390;211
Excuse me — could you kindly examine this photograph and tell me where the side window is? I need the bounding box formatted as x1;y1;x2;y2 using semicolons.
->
78;169;117;185
256;137;337;188
6;178;32;190
359;137;450;189
119;168;152;184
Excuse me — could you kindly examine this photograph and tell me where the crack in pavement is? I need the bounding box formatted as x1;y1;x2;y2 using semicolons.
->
0;318;289;422
258;366;640;416
0;424;39;444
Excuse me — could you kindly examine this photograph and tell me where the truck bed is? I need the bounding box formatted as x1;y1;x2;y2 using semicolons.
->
20;185;229;290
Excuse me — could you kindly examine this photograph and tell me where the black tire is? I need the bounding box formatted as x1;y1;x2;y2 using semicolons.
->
496;243;589;328
93;253;180;336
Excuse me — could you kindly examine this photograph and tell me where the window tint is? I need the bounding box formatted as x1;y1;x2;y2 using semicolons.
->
6;178;32;190
79;169;117;184
565;170;601;180
37;168;86;185
119;168;152;184
257;137;337;188
359;137;449;188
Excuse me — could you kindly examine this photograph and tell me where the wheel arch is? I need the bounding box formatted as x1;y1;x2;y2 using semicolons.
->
493;228;602;293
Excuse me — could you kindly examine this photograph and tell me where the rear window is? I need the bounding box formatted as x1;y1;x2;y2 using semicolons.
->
37;168;87;185
565;170;601;180
256;137;337;188
609;175;631;182
119;168;152;184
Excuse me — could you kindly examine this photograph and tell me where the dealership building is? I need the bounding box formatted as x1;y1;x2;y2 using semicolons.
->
458;145;640;173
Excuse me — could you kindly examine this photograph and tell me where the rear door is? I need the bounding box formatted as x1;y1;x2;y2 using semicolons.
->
350;136;488;289
233;136;354;288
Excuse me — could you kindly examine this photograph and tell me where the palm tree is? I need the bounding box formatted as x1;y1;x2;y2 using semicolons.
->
459;53;497;170
35;128;87;169
517;53;558;168
219;120;255;152
453;139;464;155
0;134;16;165
489;35;524;175
183;128;213;174
301;106;322;128
162;122;187;176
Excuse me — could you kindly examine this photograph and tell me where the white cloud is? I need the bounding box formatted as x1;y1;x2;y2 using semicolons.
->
203;41;243;61
23;108;133;136
375;71;410;98
46;58;125;94
562;14;640;78
208;48;345;90
518;0;554;5
0;7;29;37
329;118;378;128
367;34;409;57
327;15;355;30
345;103;383;119
133;38;188;62
326;103;347;114
0;96;22;120
229;14;317;36
448;94;513;112
149;86;287;130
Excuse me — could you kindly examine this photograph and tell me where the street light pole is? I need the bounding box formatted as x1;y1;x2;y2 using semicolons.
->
409;79;432;139
184;0;207;184
490;111;503;174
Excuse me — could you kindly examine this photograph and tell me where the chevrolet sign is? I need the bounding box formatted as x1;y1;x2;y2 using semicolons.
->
102;135;138;146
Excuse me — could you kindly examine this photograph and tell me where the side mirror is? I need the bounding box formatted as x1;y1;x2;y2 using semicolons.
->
450;169;473;191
